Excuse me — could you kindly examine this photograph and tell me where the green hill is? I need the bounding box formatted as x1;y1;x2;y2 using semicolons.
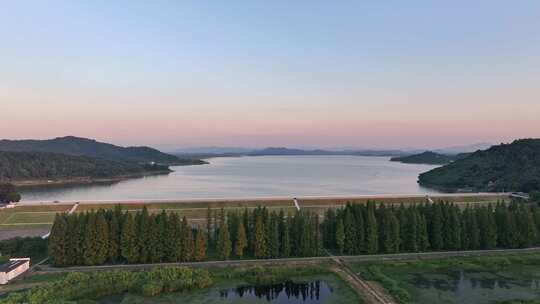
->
418;139;540;192
0;136;205;165
0;151;170;182
391;151;457;165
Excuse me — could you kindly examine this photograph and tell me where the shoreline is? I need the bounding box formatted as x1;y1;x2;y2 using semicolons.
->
10;170;172;188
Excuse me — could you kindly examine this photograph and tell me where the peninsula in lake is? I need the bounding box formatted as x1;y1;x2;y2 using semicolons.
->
390;151;465;165
419;139;540;193
0;136;206;187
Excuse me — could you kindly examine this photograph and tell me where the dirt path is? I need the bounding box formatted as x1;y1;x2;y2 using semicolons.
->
330;263;396;304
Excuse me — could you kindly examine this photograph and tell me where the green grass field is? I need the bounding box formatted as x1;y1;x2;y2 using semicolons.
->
0;194;507;231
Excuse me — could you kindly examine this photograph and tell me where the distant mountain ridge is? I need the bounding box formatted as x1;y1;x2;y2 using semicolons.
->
418;139;540;192
173;146;254;154
0;136;204;165
434;142;493;154
176;147;407;158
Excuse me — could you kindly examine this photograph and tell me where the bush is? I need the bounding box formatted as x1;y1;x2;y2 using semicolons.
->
141;282;164;297
368;266;411;303
0;267;213;304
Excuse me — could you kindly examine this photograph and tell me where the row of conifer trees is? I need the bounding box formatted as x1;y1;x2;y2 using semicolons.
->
48;206;321;266
49;201;540;266
322;201;540;254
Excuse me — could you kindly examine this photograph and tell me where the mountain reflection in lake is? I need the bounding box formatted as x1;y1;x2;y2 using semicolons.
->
409;270;540;304
218;281;333;303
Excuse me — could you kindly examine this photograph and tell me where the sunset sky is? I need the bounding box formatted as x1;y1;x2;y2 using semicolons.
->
1;1;539;150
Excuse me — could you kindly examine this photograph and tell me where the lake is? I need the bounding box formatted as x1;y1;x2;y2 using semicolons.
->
19;155;440;202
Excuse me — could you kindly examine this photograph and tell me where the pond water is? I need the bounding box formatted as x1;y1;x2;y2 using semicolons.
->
19;156;439;202
409;270;540;304
217;280;333;303
99;280;337;304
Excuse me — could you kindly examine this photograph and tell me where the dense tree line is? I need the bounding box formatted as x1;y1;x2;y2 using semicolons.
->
322;201;540;254
0;237;47;261
49;201;540;266
0;151;170;182
48;206;321;266
0;183;20;204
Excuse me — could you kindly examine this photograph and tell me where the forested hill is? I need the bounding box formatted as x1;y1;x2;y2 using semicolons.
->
0;136;204;165
391;151;458;165
418;139;540;192
0;151;171;182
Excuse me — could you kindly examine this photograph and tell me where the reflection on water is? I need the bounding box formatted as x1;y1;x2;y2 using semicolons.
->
219;280;333;303
20;156;440;202
98;280;334;304
409;270;540;304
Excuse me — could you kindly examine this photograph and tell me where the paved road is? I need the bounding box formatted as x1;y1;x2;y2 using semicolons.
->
37;246;540;273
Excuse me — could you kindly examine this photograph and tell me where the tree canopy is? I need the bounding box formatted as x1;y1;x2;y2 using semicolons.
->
419;139;540;192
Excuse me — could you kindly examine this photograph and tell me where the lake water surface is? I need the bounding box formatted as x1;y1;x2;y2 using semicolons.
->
20;156;440;202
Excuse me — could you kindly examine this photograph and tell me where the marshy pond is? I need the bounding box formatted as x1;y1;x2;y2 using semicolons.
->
355;257;540;304
99;277;358;304
408;270;540;304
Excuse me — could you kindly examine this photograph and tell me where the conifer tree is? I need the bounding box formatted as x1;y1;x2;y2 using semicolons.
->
447;205;461;250
181;217;194;261
269;215;280;258
94;211;110;265
343;210;356;254
194;228;207;261
460;208;471;250
323;208;337;249
469;208;480;249
417;211;429;251
281;217;291;258
217;216;232;260
430;203;443;250
235;220;247;258
365;202;379;254
353;205;365;254
137;207;151;263
144;215;161;263
65;213;83;266
206;207;213;251
49;214;68;266
153;211;168;262
167;212;182;262
254;214;267;258
107;211;121;263
335;218;345;254
403;208;418;252
518;206;537;248
389;210;401;253
120;213;139;263
83;212;99;265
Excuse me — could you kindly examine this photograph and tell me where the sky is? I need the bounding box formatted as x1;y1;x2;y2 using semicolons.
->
1;1;539;151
